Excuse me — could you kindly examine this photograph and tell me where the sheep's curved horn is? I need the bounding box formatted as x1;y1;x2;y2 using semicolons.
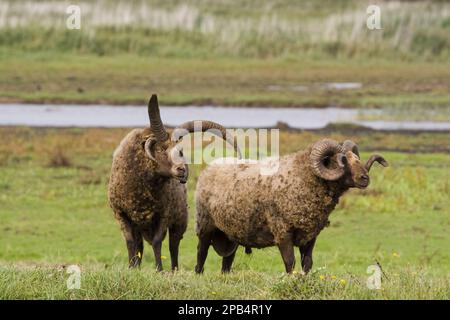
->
342;140;360;158
175;120;242;159
148;94;168;142
310;139;345;181
365;154;389;172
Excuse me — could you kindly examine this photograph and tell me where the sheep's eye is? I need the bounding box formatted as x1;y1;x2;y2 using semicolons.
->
179;150;183;157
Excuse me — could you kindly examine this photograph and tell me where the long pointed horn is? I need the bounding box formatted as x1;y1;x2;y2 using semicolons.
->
175;120;242;159
148;94;168;142
310;139;345;181
365;154;389;172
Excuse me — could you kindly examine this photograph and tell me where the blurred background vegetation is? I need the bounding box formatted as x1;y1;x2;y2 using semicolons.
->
0;0;449;107
1;0;449;59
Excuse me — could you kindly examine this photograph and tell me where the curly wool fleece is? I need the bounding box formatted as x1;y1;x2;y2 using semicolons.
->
108;128;187;239
195;146;347;247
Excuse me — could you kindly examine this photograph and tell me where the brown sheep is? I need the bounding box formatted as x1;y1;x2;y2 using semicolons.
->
195;139;388;274
108;94;240;271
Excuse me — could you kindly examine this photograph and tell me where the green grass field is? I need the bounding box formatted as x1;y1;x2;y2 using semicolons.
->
1;53;450;111
0;127;448;299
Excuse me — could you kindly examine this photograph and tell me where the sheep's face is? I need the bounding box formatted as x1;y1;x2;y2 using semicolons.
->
311;139;388;188
143;138;188;184
340;151;370;189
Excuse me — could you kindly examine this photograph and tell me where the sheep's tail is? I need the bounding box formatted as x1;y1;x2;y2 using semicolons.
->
245;246;252;255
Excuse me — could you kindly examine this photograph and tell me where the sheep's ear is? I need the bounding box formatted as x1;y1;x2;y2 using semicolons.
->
143;138;157;162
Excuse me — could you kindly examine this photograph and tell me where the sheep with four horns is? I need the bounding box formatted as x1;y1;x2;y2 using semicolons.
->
108;94;239;271
194;139;388;274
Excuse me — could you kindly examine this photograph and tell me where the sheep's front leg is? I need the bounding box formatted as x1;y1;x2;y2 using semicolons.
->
278;235;296;273
169;225;183;271
299;237;316;274
151;218;167;272
116;212;143;268
152;239;163;272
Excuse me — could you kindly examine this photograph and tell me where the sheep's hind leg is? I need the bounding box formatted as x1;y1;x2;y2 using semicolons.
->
221;248;237;273
278;235;296;274
299;237;316;274
116;213;143;268
195;232;213;274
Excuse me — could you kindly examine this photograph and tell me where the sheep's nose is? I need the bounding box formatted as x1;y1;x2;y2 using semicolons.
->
177;167;186;174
